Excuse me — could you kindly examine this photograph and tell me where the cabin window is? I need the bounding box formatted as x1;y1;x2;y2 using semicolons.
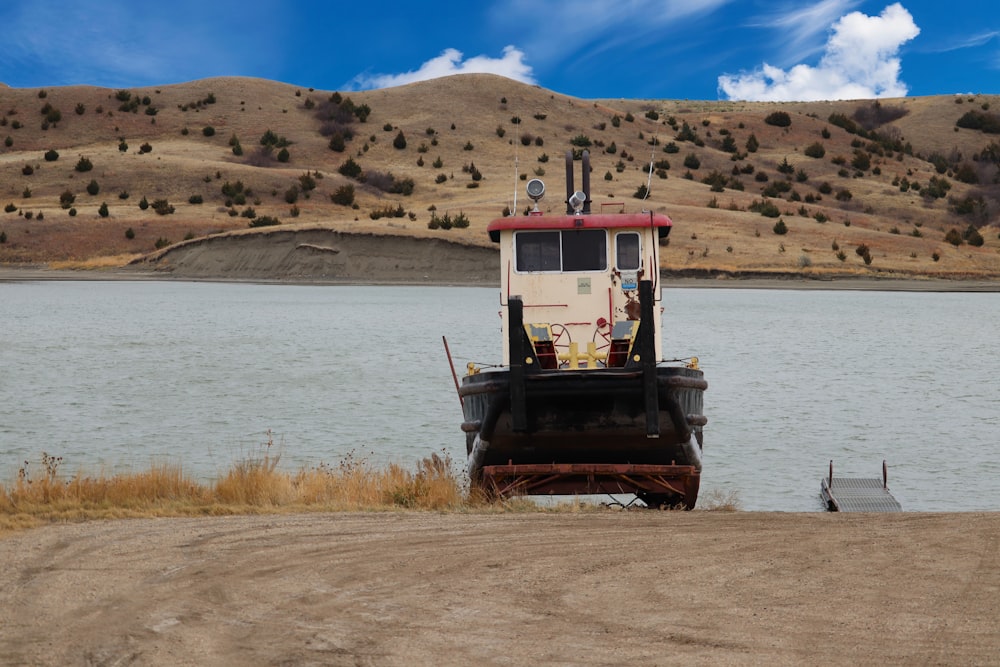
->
615;233;641;270
515;230;607;273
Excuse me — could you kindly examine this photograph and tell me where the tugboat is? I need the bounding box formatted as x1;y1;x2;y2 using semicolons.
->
458;151;707;508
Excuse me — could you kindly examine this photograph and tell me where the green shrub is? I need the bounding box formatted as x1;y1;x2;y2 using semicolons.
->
683;154;701;169
154;237;171;249
125;227;135;239
248;215;280;228
393;130;407;149
139;142;152;154
152;199;175;215
963;225;985;247
277;147;290;162
804;142;825;158
98;202;109;217
75;156;93;172
570;134;592;147
772;219;788;235
338;157;362;178
138;196;149;210
851;150;871;171
188;194;203;204
764;111;791;127
331;184;355;206
749;199;781;218
202;126;215;137
4;203;16;213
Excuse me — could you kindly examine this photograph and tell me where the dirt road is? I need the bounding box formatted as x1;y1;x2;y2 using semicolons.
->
2;512;998;666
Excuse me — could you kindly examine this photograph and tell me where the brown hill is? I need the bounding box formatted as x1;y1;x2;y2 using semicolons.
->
1;74;998;279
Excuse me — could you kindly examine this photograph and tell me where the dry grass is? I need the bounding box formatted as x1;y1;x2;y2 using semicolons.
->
0;449;470;536
0;447;740;535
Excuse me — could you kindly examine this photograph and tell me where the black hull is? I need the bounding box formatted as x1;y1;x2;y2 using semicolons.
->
460;366;706;506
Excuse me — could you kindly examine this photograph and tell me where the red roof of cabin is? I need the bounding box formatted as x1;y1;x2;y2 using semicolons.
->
487;211;672;234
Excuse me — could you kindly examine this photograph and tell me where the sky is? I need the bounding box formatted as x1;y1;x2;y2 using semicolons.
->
0;1;996;101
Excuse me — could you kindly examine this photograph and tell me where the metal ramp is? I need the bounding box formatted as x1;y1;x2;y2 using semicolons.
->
821;460;902;512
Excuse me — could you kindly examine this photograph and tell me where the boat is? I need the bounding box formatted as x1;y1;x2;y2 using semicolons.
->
456;151;707;508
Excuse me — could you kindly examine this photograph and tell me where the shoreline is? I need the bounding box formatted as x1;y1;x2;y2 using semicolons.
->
3;265;1000;292
2;511;998;665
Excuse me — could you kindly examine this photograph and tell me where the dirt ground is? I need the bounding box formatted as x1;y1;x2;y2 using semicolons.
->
2;511;998;666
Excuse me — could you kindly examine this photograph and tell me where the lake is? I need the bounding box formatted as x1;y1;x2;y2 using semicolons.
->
1;280;997;511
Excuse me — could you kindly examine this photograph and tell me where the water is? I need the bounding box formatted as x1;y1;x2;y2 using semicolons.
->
1;281;998;511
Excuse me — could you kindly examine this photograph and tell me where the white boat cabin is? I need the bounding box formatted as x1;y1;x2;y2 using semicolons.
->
488;189;672;369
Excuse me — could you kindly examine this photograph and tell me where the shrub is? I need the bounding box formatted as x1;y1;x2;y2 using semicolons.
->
22;164;34;176
202;126;215;137
188;194;203;204
125;227;135;239
851;150;871;171
247;215;280;228
138;196;149;210
963;224;985;247
98;202;109;218
75;156;93;172
59;190;75;208
277;147;290;162
804;142;825;158
331;184;355;206
154;237;171;249
764;111;791;127
749;199;781;218
152;199;175;215
434;173;447;184
85;179;99;195
338;157;362;179
683;154;701;169
570;134;592;147
835;189;853;201
4;203;16;213
139;142;152;154
772;219;788;235
956;110;1000;134
393;130;407;149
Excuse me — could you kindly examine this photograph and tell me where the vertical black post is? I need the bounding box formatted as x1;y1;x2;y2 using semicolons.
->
639;280;659;437
508;296;528;432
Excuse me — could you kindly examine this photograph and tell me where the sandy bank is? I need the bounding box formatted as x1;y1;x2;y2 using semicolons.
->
1;511;998;666
2;228;999;290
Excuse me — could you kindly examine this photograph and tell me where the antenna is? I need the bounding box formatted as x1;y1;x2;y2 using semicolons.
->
642;145;655;203
511;118;519;216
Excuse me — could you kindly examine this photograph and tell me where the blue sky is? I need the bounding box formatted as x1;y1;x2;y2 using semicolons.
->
0;1;996;101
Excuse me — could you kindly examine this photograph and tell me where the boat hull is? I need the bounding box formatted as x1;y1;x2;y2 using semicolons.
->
460;365;706;506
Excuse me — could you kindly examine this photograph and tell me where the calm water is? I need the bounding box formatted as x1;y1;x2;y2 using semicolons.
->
1;281;998;511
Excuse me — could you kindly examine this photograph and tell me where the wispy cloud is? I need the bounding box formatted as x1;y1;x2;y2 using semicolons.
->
925;30;1000;53
347;46;536;90
745;0;861;64
0;0;284;87
718;3;920;101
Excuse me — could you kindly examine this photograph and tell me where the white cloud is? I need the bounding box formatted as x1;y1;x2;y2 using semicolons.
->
348;46;536;90
718;3;920;101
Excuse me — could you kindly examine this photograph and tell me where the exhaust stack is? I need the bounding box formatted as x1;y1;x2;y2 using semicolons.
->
564;150;592;215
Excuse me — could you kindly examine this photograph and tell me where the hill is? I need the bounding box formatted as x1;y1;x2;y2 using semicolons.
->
1;74;999;280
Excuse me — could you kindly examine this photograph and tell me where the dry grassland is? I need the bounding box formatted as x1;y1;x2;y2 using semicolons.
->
0;75;998;280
